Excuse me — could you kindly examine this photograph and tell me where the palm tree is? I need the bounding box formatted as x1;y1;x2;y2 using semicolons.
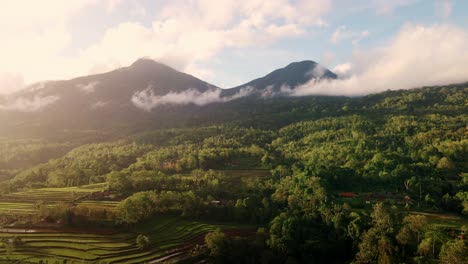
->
424;227;449;258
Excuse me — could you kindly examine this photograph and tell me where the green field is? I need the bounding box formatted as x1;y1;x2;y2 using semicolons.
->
0;216;250;263
0;183;110;220
0;183;108;204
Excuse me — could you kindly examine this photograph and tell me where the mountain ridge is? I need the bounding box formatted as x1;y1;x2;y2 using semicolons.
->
231;60;336;89
0;58;338;135
10;58;335;98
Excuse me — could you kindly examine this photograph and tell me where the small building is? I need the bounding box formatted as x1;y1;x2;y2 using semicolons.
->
339;192;357;198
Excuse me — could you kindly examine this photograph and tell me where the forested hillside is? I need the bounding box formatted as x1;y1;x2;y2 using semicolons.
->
0;85;466;263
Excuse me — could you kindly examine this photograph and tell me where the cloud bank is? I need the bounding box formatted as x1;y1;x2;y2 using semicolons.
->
131;86;254;111
329;26;369;45
0;73;24;94
291;24;468;96
332;63;353;77
0;95;59;112
91;100;108;109
77;81;100;94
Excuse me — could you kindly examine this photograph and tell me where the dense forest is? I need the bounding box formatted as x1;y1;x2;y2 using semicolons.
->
0;85;467;263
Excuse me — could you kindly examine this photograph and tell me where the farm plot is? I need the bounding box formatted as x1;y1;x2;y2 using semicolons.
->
0;183;108;204
0;216;251;263
0;183;109;219
0;202;38;216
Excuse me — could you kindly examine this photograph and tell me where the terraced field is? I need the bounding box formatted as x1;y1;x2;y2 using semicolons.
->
0;216;251;263
0;178;256;262
0;183;110;218
0;202;38;216
0;183;108;203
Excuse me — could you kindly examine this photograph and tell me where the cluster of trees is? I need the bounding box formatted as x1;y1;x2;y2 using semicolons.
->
116;169;274;224
270;113;467;214
115;167;467;263
0;200;116;227
0;139;72;170
36;201;116;225
203;202;467;264
5;141;151;191
3;126;272;193
354;203;468;263
202;229;270;264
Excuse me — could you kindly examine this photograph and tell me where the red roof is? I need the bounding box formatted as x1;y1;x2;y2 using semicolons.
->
339;192;356;197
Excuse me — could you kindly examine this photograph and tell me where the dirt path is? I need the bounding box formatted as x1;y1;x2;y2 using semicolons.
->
409;211;464;220
149;251;186;263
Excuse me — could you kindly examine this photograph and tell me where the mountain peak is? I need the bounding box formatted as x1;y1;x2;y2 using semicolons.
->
285;60;318;68
129;58;171;71
229;60;337;92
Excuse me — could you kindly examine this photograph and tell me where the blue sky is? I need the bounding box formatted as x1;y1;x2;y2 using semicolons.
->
209;0;468;87
0;0;467;94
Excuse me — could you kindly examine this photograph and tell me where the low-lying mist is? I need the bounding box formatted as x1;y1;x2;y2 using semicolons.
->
0;95;59;112
131;86;254;111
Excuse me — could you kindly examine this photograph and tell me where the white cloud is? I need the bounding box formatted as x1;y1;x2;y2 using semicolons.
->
352;30;370;46
0;0;122;95
372;0;416;16
26;82;49;93
91;101;109;109
290;24;468;96
80;0;331;79
332;63;353;77
0;73;24;95
0;95;59;112
77;81;100;94
330;26;349;44
308;64;327;79
131;86;254;111
330;26;369;45
435;0;454;19
229;86;255;100
335;0;416;16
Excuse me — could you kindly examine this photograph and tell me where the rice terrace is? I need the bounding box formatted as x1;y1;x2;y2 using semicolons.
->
0;216;252;263
0;171;260;263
